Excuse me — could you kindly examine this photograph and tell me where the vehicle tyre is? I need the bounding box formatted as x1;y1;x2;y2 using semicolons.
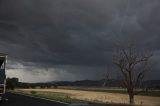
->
0;96;2;103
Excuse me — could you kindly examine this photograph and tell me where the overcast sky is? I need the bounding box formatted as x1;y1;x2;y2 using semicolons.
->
0;0;160;82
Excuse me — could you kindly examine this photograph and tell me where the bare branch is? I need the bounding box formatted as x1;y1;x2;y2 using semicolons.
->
113;44;152;104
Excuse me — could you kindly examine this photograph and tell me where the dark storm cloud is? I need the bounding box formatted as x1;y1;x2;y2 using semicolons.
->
0;0;160;81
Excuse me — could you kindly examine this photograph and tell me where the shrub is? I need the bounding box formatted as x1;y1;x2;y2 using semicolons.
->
30;91;37;94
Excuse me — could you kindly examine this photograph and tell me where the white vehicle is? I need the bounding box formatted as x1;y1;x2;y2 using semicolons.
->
0;53;7;102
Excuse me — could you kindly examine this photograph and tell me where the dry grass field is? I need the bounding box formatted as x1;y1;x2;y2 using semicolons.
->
18;89;160;106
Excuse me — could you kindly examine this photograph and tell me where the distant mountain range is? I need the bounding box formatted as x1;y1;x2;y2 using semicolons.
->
49;79;122;87
17;79;160;89
51;79;160;88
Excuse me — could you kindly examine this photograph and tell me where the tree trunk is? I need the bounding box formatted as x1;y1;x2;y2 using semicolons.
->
129;94;134;105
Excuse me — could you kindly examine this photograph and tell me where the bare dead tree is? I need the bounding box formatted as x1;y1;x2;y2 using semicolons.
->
113;44;152;105
102;68;110;87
